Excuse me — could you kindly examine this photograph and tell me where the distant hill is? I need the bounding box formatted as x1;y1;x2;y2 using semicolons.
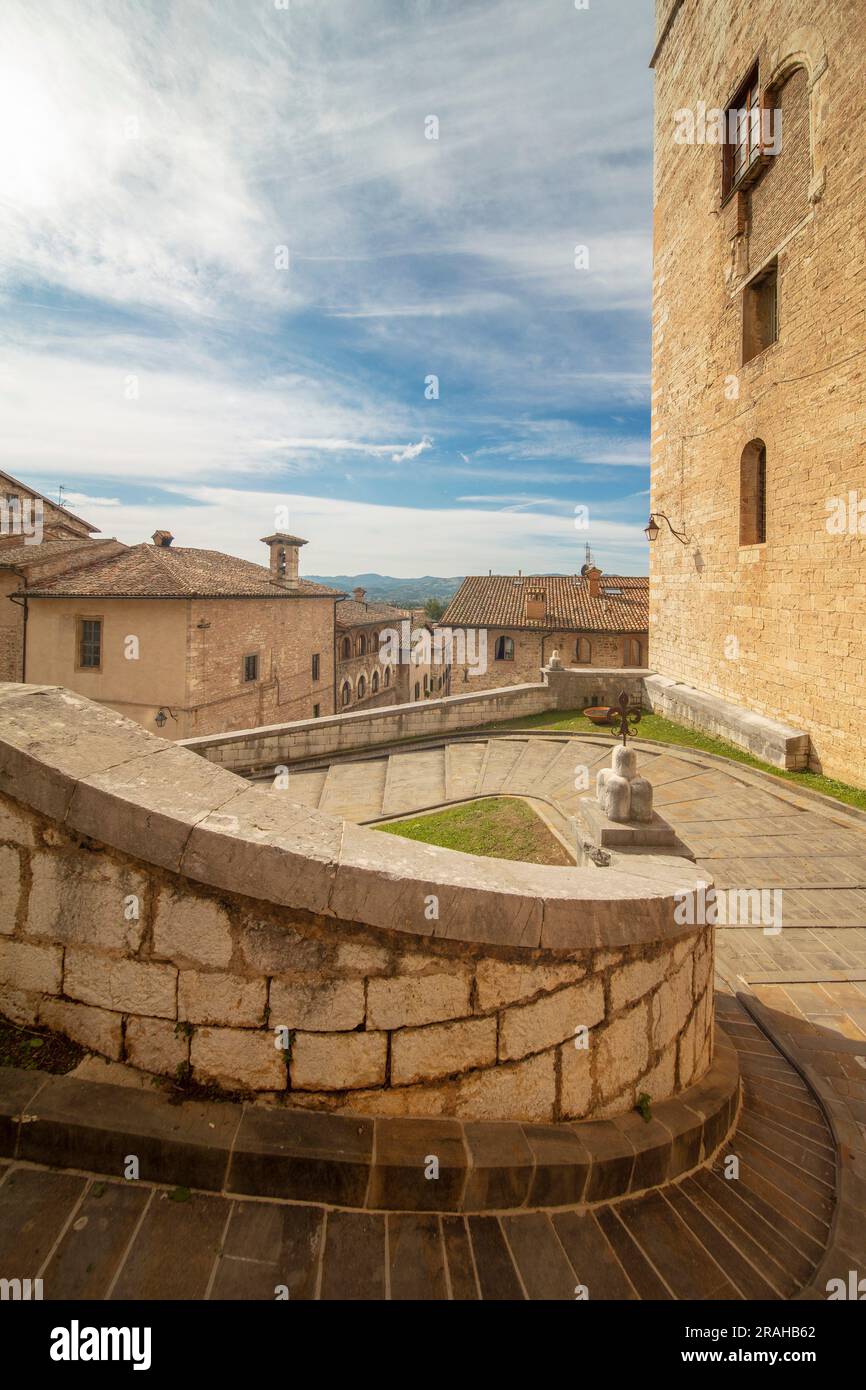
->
306;573;464;606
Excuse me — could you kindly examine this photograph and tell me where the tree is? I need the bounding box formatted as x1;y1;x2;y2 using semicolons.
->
424;597;446;621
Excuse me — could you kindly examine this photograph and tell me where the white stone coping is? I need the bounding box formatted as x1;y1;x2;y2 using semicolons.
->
0;684;706;952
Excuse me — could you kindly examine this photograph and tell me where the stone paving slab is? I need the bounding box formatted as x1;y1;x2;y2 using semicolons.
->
260;733;866;932
0;992;850;1300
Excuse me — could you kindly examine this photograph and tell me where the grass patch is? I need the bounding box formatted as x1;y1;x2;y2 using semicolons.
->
0;1014;85;1074
374;796;573;865
477;708;866;812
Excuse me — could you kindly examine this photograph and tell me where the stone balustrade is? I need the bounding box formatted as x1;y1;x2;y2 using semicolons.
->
0;684;714;1121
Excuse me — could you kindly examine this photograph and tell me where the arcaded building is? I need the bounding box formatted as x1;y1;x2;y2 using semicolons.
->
649;1;866;782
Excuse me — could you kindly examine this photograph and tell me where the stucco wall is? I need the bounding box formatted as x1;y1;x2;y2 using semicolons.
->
0;683;712;1122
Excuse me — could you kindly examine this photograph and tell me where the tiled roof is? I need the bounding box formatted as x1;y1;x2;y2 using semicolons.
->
25;544;344;599
0;538;122;571
441;574;648;632
336;599;411;627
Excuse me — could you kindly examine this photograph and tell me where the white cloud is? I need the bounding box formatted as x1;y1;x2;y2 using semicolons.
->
83;483;649;577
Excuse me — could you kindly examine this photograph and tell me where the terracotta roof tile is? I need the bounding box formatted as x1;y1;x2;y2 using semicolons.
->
441;574;648;632
0;538;120;570
25;544;344;600
336;599;411;627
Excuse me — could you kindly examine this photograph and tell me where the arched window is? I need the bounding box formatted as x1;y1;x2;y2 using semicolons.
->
414;681;420;700
357;674;367;699
423;675;429;695
371;670;379;693
341;681;351;707
740;439;767;545
356;634;367;657
624;637;642;666
383;665;391;687
341;636;351;660
494;635;514;661
370;631;379;650
576;637;592;664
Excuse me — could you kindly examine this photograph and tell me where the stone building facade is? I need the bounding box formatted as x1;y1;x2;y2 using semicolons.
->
649;0;866;784
336;588;442;712
440;569;648;693
17;528;343;737
0;474;104;683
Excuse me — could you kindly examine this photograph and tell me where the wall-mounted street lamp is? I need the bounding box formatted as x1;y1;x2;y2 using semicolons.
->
644;512;692;545
154;707;177;729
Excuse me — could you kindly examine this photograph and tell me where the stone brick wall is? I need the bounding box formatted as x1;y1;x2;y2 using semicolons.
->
0;789;712;1121
0;683;713;1123
183;680;558;773
447;627;646;694
184;596;337;734
650;0;866;786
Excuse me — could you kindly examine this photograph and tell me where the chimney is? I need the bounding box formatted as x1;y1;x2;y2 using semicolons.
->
151;530;174;548
524;586;546;622
586;565;602;598
353;586;366;603
260;532;307;587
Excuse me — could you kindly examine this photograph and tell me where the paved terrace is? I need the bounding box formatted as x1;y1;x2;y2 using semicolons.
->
2;709;866;1299
0;990;861;1300
256;731;866;931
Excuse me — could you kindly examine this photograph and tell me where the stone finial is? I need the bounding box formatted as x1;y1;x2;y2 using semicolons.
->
548;649;562;670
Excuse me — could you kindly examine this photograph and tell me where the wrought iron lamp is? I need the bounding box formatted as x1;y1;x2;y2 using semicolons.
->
644;512;691;545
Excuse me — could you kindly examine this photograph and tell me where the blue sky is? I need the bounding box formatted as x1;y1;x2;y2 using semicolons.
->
0;0;655;576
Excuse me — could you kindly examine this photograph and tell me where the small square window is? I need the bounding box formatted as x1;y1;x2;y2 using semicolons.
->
243;653;259;683
743;262;778;363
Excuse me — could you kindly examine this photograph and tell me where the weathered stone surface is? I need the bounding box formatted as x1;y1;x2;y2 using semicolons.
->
641;1048;676;1104
0;795;36;847
596;1001;649;1105
391;1017;497;1085
291;1030;388;1091
240;921;329;976
63;947;176;1019
125;1016;189;1075
474;957;587;1011
0;937;62;993
693;933;713;997
178;970;266;1027
39;997;123;1059
153;890;233;969
0;846;19;933
499;978;604;1062
335;941;392;976
192;1026;287;1091
26;851;147;953
608;949;673;1014
559;1037;593;1119
366;971;471;1030
651;957;693;1053
269;978;364;1032
454;1051;556;1123
0;982;40;1025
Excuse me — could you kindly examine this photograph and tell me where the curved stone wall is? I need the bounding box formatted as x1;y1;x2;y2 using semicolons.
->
0;684;713;1121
